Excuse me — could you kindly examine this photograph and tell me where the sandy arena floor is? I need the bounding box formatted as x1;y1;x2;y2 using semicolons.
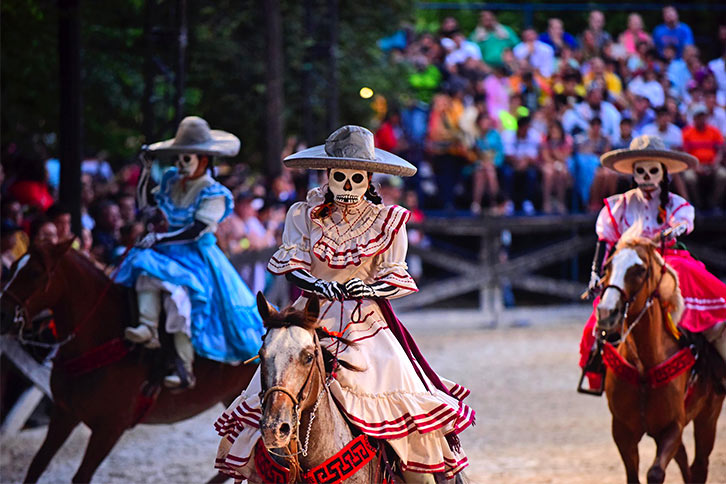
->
1;305;724;483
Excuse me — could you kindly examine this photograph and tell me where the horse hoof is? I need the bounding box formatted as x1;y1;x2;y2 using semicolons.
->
646;466;665;484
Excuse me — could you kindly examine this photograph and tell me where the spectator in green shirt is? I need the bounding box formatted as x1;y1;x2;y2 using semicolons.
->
469;10;520;68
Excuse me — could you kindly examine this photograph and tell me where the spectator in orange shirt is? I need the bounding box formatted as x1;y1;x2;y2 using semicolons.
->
682;103;726;212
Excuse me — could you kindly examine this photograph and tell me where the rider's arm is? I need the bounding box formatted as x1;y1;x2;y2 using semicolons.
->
286;269;344;300
136;152;157;209
138;196;227;247
344;221;418;300
668;195;695;237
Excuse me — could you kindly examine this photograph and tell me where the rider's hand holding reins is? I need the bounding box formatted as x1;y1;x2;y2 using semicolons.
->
343;278;376;298
136;232;159;248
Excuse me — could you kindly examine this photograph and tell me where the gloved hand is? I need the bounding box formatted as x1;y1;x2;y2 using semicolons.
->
136;232;158;249
667;223;687;240
140;149;153;169
588;271;601;295
313;279;345;300
343;278;377;298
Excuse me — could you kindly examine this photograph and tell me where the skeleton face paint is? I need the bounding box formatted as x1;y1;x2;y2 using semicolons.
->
175;153;200;177
633;160;663;192
329;169;368;205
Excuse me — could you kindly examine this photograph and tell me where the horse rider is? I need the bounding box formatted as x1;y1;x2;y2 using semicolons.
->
214;126;475;483
115;116;264;389
579;135;726;391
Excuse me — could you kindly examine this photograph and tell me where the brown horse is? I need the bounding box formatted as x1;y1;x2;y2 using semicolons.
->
0;240;257;483
252;293;379;483
596;226;725;484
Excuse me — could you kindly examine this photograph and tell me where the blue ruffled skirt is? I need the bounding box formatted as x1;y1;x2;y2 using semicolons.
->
115;233;264;363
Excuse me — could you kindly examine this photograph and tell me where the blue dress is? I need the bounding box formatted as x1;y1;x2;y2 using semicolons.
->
115;168;264;363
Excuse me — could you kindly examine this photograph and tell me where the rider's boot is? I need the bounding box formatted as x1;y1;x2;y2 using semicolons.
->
125;289;161;349
401;470;436;484
164;331;196;389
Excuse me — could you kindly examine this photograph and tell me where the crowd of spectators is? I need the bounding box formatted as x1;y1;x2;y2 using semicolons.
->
3;6;726;292
375;6;726;216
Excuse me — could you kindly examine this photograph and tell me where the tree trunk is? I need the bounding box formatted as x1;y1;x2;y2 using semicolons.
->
264;0;284;177
58;0;82;236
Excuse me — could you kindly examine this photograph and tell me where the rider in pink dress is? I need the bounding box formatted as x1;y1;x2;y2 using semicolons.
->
579;135;726;390
214;126;474;483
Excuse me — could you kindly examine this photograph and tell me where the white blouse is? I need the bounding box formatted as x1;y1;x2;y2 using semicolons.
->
596;188;694;246
267;187;418;295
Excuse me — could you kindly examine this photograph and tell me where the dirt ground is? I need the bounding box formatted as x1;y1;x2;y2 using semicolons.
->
1;305;724;484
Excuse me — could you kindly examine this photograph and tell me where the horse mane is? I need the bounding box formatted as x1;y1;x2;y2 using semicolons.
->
613;222;685;325
616;219;656;250
262;305;362;372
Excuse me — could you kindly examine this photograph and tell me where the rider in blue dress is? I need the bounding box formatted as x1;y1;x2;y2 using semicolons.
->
115;116;264;388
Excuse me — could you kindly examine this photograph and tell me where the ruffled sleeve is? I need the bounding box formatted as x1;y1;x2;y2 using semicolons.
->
195;182;234;224
267;201;313;274
372;212;418;296
667;193;694;236
596;194;623;246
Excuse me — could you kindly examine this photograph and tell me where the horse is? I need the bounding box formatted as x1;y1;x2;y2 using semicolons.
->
595;225;725;484
252;292;380;483
0;240;257;483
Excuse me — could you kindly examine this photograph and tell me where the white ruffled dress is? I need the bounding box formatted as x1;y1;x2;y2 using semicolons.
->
214;188;475;479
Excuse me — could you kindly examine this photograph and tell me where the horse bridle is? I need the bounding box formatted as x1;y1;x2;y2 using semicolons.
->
598;250;666;345
1;257;70;348
259;331;330;458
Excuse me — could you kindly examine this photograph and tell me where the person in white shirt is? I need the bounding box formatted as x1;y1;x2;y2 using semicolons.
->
513;28;555;78
443;31;482;68
563;83;622;143
641;107;683;149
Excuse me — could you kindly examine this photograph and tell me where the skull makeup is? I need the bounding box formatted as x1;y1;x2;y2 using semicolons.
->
175;153;200;177
329;169;368;205
633;160;663;192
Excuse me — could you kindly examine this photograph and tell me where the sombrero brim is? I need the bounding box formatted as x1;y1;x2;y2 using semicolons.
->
284;144;417;177
601;148;698;174
147;130;240;157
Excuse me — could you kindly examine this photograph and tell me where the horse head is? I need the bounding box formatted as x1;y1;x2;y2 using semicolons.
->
256;292;325;450
1;239;75;336
596;221;683;339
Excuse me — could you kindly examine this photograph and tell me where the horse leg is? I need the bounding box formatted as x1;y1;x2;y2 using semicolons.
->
612;418;642;484
690;398;722;484
71;425;126;483
647;421;683;484
24;404;80;483
673;442;691;483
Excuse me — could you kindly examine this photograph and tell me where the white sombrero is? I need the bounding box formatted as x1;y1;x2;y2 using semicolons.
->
283;125;417;177
147;116;240;157
601;135;697;174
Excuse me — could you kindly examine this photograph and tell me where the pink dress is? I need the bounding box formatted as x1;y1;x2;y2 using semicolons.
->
579;189;726;387
214;188;475;479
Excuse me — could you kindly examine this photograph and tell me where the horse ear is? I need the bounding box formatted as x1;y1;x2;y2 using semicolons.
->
256;291;276;321
304;295;320;322
53;238;76;257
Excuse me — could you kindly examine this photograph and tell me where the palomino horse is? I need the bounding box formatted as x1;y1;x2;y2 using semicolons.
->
596;225;725;483
0;240;257;483
253;292;379;483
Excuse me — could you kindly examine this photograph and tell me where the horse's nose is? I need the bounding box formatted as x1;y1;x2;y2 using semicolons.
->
596;306;620;328
278;422;291;437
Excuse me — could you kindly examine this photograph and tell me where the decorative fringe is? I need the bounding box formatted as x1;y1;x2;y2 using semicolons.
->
445;432;462;454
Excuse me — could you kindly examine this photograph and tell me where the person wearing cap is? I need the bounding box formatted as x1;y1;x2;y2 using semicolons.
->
682;102;726;212
214;126;474;483
115;116;264;389
578;135;726;391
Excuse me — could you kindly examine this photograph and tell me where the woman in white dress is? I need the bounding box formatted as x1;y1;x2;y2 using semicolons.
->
214;126;475;482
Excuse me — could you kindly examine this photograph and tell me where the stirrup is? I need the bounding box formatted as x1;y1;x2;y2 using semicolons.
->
577;346;605;396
